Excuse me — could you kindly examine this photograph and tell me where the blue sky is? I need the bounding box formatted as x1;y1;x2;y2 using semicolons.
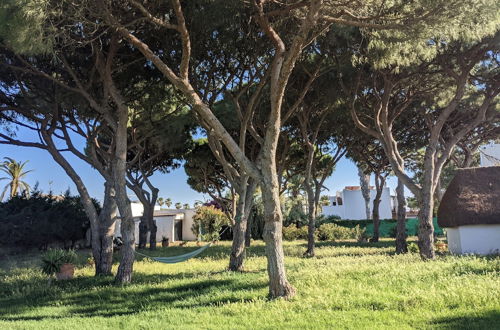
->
0;127;406;205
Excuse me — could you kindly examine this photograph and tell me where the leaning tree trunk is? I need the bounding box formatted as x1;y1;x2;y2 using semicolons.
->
114;108;135;284
43;140;105;276
260;162;295;299
95;181;117;275
395;178;407;254
358;168;371;219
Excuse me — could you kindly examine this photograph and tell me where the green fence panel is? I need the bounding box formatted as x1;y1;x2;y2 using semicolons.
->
330;218;443;237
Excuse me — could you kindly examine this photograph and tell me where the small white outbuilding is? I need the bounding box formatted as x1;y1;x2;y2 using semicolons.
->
437;166;500;255
115;203;197;244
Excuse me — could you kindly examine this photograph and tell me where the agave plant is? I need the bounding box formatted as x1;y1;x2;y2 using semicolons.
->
41;249;77;276
0;157;33;201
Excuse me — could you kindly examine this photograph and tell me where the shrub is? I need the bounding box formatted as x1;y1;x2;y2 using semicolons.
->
0;192;96;249
282;225;299;240
317;223;365;241
41;249;77;275
191;206;230;241
282;225;310;240
408;242;419;253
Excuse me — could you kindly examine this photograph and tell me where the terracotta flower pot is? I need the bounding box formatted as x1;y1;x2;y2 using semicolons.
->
162;239;169;247
56;263;75;280
435;243;448;252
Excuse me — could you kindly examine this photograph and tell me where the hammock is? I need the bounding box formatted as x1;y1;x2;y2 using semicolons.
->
134;225;229;264
135;243;212;264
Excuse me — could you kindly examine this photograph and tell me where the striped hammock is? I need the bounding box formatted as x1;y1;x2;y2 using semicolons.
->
134;243;212;264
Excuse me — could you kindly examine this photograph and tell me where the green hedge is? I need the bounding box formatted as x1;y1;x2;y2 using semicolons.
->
322;218;443;237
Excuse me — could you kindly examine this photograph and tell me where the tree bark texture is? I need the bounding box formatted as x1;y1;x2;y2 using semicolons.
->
417;187;436;259
229;178;256;271
358;167;371;219
94;181;117;275
370;172;386;243
261;162;295;298
113;108;135;284
395;178;407;254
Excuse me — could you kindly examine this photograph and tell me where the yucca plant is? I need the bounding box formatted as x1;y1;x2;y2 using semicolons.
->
41;249;77;276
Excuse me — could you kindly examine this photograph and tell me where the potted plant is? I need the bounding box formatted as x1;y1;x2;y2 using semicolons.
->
41;248;77;281
435;240;448;252
161;236;169;247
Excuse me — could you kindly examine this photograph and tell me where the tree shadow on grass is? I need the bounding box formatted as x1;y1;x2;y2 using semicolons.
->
0;273;267;321
431;310;500;329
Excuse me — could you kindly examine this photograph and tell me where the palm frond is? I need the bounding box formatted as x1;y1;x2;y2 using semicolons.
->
0;184;10;201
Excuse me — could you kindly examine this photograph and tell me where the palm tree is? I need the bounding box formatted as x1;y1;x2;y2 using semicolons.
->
175;202;182;209
165;198;172;208
0;157;33;201
183;203;190;209
157;197;164;208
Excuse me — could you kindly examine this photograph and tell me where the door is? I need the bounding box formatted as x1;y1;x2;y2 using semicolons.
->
174;220;183;241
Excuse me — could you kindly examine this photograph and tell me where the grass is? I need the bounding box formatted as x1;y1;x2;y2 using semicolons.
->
0;239;499;329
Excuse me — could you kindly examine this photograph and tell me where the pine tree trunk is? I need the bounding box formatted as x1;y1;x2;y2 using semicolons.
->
229;194;247;271
95;181;117;276
304;182;316;257
370;173;384;243
358;168;371;219
149;220;157;250
417;188;435;259
113;107;135;284
261;177;295;299
43;142;105;277
395;178;408;254
229;178;256;270
148;189;159;250
371;199;381;243
138;219;148;249
245;213;252;247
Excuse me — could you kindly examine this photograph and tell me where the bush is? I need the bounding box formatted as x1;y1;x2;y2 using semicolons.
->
317;223;365;241
282;225;309;240
41;248;77;275
191;206;230;241
0;192;96;249
408;242;419;253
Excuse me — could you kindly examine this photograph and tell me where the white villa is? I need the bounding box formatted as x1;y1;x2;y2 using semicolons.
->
322;186;395;220
115;202;197;244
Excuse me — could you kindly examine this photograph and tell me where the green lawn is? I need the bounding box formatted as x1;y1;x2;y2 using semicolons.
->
1;240;499;329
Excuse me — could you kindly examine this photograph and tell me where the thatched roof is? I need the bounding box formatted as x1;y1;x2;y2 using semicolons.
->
438;166;500;228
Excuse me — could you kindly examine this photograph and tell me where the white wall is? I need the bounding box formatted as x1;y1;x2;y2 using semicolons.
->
120;201;161;218
154;215;175;243
115;208;198;243
322;187;393;220
446;224;500;255
480;144;500;167
115;215;175;244
182;209;197;241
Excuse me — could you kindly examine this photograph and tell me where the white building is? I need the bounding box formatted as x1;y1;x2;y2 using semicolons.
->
322;186;394;220
480;143;500;167
115;201;197;243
